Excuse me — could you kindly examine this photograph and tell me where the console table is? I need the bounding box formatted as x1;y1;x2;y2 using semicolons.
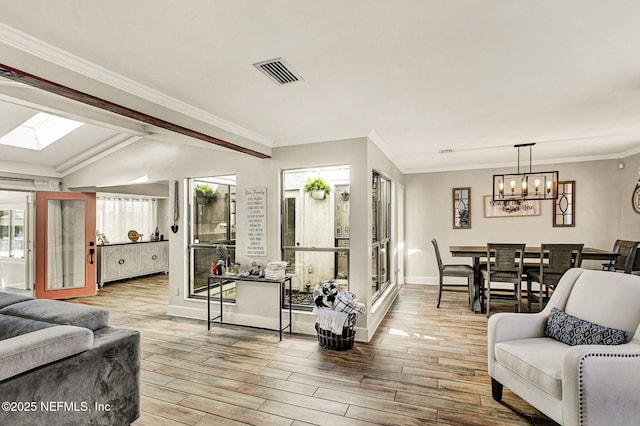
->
97;241;168;287
207;274;293;340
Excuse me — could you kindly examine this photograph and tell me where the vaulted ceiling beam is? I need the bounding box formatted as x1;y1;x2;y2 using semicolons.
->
0;63;270;159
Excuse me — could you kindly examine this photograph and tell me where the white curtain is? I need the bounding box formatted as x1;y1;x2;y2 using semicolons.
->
96;197;157;243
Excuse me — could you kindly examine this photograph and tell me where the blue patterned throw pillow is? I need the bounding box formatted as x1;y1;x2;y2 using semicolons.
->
545;307;628;346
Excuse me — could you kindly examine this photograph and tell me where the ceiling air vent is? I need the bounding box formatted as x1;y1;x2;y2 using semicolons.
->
253;58;302;85
439;148;454;154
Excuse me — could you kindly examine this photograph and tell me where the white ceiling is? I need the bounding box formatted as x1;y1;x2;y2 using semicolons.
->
1;1;640;175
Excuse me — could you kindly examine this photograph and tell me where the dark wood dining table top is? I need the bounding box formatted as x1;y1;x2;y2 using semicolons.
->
449;245;619;261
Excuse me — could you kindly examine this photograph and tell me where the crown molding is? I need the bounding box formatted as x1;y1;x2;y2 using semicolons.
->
0;23;273;148
367;129;405;170
403;151;640;174
620;143;640;158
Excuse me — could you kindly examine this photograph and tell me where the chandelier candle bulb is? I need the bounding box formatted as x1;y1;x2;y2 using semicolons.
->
534;179;540;193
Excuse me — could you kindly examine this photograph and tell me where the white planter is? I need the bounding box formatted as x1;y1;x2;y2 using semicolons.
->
311;190;326;200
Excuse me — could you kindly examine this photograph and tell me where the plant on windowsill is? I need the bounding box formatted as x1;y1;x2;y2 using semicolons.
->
304;177;331;200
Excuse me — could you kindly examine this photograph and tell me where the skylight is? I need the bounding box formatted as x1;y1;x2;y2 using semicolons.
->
0;112;83;150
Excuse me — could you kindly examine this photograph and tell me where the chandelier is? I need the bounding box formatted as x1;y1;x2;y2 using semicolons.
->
493;143;559;201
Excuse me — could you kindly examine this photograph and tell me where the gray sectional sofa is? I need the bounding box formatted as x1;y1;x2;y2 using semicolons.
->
0;291;139;425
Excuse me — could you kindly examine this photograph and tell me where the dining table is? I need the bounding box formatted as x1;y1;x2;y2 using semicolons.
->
449;245;620;313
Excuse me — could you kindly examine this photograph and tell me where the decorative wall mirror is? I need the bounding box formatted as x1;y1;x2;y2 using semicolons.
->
553;181;575;227
452;187;471;229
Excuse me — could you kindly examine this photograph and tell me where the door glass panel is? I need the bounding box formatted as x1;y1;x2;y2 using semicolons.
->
12;209;24;258
0;210;9;257
0;208;24;258
47;199;85;289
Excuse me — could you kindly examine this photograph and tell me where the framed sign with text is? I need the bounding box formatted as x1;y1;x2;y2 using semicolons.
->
483;196;541;217
245;187;266;256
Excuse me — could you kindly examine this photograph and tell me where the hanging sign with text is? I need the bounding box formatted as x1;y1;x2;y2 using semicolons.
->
245;187;267;256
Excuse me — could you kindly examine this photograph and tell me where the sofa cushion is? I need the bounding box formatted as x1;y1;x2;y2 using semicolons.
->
0;325;93;381
546;307;628;346
0;291;34;309
495;337;568;399
0;300;109;331
0;314;57;341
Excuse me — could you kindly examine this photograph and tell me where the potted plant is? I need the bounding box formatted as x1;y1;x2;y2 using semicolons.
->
195;184;218;204
215;244;229;265
304;177;331;200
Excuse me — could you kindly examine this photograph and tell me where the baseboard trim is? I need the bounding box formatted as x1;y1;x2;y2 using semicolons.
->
404;276;438;285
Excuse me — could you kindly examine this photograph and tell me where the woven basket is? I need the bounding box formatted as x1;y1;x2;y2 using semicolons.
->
315;323;355;351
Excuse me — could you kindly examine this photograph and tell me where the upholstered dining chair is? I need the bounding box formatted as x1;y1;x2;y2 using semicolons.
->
526;243;583;311
481;243;526;317
431;239;474;308
602;239;639;273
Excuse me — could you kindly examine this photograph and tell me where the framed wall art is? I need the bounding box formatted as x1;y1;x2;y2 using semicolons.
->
553;180;575;227
483;196;541;218
452;187;471;229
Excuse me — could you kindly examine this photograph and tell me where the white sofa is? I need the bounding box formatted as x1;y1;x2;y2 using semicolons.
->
488;268;640;426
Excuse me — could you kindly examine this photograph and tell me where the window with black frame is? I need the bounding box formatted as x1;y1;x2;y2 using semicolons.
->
372;171;391;301
281;166;350;310
188;175;237;300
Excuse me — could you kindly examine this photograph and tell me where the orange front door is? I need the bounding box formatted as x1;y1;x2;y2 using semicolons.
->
35;191;96;299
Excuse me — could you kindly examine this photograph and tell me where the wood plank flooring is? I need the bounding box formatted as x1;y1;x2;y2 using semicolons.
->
69;276;557;425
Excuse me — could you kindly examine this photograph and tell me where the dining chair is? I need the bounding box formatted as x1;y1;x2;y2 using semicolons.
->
631;246;640;274
431;239;474;308
602;240;639;273
526;243;583;311
481;243;526;317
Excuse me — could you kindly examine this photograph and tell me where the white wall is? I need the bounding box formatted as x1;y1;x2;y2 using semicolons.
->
404;155;640;284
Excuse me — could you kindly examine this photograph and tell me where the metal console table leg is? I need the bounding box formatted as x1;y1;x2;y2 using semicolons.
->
207;275;293;341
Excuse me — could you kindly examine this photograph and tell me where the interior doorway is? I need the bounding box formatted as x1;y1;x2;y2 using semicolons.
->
0;190;33;297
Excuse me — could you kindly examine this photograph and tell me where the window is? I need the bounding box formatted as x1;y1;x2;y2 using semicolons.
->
282;166;350;310
0;112;83;150
372;171;391;301
96;196;157;243
188;176;236;300
0;209;25;258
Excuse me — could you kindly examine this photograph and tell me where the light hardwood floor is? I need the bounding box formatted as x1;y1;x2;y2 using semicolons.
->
69;275;557;425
